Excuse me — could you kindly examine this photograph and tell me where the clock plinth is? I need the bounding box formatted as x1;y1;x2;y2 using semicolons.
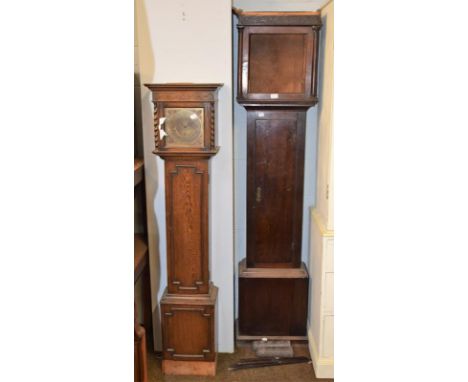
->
145;83;222;376
238;259;308;339
160;285;218;375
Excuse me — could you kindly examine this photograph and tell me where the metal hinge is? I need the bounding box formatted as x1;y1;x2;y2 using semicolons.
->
326;184;329;200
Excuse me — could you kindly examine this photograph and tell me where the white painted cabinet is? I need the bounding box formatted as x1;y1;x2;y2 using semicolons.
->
308;0;334;378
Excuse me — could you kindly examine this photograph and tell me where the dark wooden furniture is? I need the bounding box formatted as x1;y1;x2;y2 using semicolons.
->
134;302;147;382
134;159;151;382
235;9;321;339
246;109;306;268
238;260;308;338
145;83;222;376
236;10;320;107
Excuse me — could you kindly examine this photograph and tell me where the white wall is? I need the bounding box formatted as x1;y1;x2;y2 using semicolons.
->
135;0;234;353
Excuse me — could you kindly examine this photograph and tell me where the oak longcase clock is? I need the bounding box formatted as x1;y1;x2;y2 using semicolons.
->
234;9;321;339
145;83;222;376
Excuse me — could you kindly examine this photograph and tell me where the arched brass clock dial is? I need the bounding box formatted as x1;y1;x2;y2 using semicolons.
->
164;108;204;148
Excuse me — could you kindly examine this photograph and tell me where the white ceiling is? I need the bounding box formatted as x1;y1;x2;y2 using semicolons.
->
233;0;329;12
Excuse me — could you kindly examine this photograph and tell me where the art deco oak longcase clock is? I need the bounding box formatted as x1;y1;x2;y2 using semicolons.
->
144;83;222;376
234;10;321;339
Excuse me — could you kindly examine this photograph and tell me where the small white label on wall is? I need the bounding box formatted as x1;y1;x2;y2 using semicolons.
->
258;112;264;117
270;93;279;99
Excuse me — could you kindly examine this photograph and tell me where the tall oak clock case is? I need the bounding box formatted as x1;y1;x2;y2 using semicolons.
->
145;84;222;376
235;10;322;338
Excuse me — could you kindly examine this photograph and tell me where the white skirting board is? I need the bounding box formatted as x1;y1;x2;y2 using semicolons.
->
308;327;334;379
308;207;334;378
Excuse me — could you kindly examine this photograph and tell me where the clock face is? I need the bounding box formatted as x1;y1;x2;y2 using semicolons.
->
164;108;204;148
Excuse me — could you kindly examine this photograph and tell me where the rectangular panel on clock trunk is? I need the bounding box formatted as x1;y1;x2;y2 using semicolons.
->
247;110;306;268
165;159;209;294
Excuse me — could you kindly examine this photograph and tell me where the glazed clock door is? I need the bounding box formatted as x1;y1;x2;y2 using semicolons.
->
246;110;306;268
159;101;214;151
237;25;319;105
164;107;204;148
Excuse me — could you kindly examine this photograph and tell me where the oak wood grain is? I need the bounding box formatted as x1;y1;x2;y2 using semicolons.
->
234;9;321;27
146;84;220;373
161;286;218;362
164;159;209;294
145;84;222;153
238;268;308;337
236;17;320;106
162;358;217;376
246;110;306;268
234;14;320;340
238;259;307;279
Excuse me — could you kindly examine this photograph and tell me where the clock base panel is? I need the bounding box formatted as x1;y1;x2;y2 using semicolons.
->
162;358;217;376
238;261;308;337
160;285;218;366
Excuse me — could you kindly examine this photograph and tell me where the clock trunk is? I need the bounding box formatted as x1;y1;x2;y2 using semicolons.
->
246;109;306;268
